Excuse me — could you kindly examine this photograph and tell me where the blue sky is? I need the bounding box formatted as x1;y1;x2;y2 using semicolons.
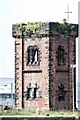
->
0;0;79;78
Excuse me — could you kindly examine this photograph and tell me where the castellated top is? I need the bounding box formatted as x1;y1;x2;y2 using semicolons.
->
12;22;78;110
12;22;78;39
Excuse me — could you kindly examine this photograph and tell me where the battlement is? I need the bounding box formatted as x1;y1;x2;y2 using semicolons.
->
12;22;49;38
12;22;78;38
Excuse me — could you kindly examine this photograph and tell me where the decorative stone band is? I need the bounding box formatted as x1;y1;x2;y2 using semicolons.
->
22;70;42;73
12;22;78;38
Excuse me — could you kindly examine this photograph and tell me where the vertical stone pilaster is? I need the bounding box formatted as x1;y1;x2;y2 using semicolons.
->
15;38;22;109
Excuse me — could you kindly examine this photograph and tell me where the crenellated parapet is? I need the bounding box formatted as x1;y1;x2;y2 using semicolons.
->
12;22;78;39
12;22;49;38
49;22;78;38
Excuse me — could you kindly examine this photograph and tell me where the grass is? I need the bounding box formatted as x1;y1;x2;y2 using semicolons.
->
0;109;79;116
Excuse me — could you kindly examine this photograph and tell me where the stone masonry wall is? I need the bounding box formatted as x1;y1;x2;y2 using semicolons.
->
23;37;49;110
49;34;76;110
12;22;78;110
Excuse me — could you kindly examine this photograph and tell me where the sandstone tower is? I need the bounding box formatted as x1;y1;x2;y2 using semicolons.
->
12;22;78;110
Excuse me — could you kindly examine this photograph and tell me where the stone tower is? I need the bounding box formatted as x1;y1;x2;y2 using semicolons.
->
12;22;78;110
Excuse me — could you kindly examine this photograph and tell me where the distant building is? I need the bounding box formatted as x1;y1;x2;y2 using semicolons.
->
76;80;80;110
0;78;15;108
12;22;78;110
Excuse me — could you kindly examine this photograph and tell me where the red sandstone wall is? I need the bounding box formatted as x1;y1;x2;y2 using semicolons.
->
13;22;77;110
23;37;49;110
49;35;75;110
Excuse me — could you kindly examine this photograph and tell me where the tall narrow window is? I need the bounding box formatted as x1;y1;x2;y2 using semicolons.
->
26;83;33;100
33;83;39;99
27;46;39;66
34;88;38;99
27;88;32;99
27;46;33;65
56;45;66;65
33;48;38;65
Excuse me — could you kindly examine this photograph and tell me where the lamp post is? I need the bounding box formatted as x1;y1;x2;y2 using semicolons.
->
70;64;76;112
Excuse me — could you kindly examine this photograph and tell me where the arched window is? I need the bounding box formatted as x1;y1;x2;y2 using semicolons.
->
27;46;39;66
56;45;66;65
